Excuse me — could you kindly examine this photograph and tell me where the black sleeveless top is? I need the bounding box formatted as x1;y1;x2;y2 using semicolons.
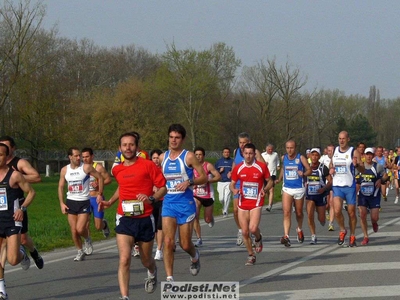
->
0;168;21;227
7;157;24;201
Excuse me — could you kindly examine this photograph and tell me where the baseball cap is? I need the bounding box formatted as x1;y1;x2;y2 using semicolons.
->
365;147;374;154
310;148;320;155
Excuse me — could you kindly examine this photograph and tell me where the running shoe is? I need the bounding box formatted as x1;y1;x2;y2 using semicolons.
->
154;249;163;261
280;235;291;247
372;222;379;233
236;230;243;246
338;229;347;246
320;220;326;226
119;297;129;300
395;196;399;204
328;224;334;231
361;237;369;246
297;228;304;243
343;201;348;211
383;195;387;202
310;235;317;245
33;253;44;270
266;205;272;212
74;249;85;261
144;266;157;294
245;255;256;266
163;277;174;294
84;238;93;255
132;244;140;257
190;250;200;276
0;292;7;300
254;234;263;253
20;246;30;270
102;219;110;238
222;212;228;218
208;218;215;228
349;235;357;247
195;238;203;247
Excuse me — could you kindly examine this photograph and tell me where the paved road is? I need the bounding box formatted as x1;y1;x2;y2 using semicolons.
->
5;190;400;299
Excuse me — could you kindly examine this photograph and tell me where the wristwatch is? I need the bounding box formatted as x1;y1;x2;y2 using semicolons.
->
149;196;156;204
189;179;195;186
20;206;27;212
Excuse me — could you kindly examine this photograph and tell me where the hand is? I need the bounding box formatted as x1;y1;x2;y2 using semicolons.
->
13;209;24;222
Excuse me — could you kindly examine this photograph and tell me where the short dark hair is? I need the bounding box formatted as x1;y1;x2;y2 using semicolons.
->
194;146;205;156
150;149;163;157
168;124;186;139
119;131;140;146
243;143;256;152
0;136;16;148
81;147;94;155
0;143;10;156
67;147;80;156
222;147;231;152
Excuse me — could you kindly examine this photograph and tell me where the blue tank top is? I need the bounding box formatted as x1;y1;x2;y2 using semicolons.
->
283;153;304;189
234;148;244;188
358;162;381;197
162;149;194;204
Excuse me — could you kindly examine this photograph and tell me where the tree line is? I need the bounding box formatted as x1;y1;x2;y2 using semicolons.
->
1;0;399;168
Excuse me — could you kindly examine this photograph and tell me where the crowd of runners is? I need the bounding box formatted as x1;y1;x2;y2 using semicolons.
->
0;128;399;299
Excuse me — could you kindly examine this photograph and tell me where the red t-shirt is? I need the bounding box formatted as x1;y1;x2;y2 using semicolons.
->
231;160;270;210
113;157;166;218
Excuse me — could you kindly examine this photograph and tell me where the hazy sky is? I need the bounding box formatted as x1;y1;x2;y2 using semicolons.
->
41;1;400;99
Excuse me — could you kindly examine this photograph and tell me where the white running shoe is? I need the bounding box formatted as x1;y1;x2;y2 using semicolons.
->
132;244;140;257
154;249;163;261
395;196;399;204
310;235;317;245
0;291;7;300
194;238;203;247
20;246;30;270
144;266;157;294
208;217;215;228
84;238;93;255
190;250;200;276
236;230;243;246
74;249;85;261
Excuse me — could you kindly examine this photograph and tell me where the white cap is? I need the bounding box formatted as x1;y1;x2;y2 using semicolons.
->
310;148;321;155
365;147;374;154
306;149;311;154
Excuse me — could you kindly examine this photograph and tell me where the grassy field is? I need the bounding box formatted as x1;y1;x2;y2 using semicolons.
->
28;174;283;253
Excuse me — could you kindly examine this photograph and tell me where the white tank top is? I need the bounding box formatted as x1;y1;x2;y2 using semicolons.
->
65;163;90;201
332;146;355;187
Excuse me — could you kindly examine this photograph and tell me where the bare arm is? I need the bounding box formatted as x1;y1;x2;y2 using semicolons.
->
17;159;41;183
207;163;221;183
12;171;36;222
58;167;68;214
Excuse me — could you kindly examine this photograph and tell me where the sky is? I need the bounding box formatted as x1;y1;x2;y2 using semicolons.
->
40;0;400;99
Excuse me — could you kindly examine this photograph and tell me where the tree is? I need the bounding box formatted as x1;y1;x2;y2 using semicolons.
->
0;0;46;119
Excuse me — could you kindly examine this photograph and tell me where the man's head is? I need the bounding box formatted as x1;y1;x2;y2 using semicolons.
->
67;147;81;167
375;146;383;158
364;147;374;163
243;143;256;165
357;142;366;155
81;147;94;164
266;144;274;155
338;131;350;149
238;132;250;151
119;133;139;160
285;140;296;157
168;124;186;150
222;147;230;158
0;136;16;158
310;148;321;164
0;143;9;167
194;146;206;163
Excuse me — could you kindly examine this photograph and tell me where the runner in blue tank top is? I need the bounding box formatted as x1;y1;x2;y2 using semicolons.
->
159;124;207;283
276;139;311;247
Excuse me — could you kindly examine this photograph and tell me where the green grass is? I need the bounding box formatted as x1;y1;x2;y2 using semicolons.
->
28;174;282;252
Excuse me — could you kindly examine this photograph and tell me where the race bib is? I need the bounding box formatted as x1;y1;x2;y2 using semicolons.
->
122;200;144;216
307;182;321;195
285;166;298;180
165;173;184;193
242;181;258;200
360;182;374;196
68;180;83;194
335;163;347;174
195;184;207;197
0;188;8;211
